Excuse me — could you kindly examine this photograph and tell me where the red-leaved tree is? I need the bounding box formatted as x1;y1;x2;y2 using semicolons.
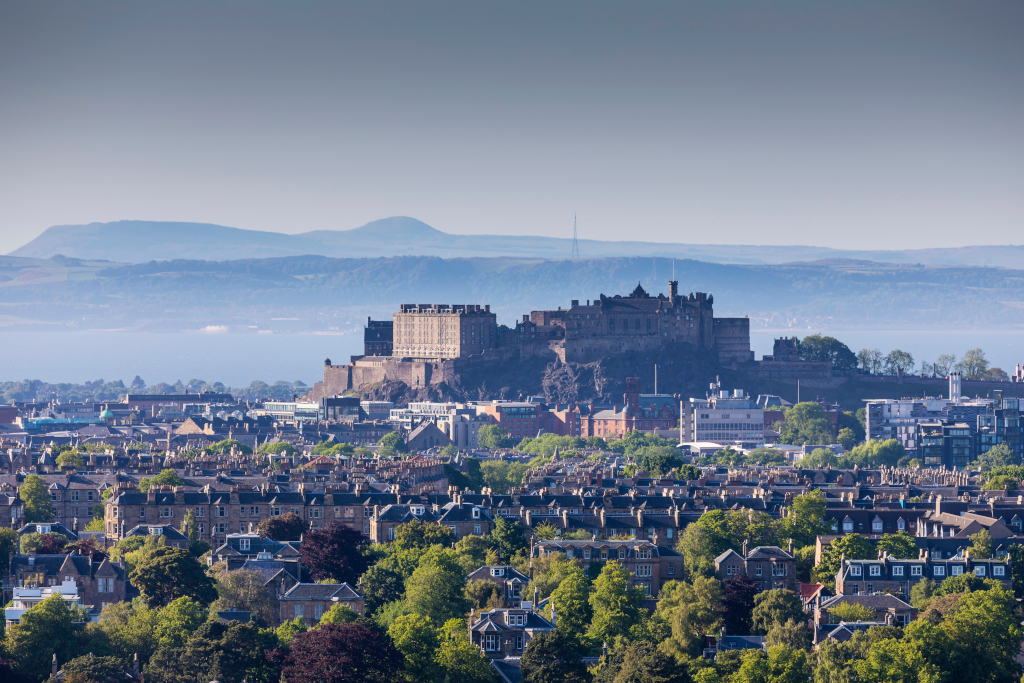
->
280;623;404;683
299;522;369;584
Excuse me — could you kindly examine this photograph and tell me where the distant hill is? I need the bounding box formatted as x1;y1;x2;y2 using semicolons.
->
2;252;1023;334
11;217;1024;268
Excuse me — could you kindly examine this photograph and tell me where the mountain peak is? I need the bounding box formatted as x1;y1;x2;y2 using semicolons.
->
347;216;446;238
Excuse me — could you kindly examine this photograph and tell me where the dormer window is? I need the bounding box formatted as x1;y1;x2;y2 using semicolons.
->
239;538;250;551
851;565;862;576
872;517;883;532
491;567;505;577
897;518;906;531
148;527;162;535
39;525;51;534
411;506;424;516
472;508;481;519
618;548;626;559
843;518;853;532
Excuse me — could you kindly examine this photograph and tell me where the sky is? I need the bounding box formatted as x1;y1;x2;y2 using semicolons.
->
1;1;1022;255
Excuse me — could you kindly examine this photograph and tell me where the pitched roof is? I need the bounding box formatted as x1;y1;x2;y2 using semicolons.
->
281;582;362;601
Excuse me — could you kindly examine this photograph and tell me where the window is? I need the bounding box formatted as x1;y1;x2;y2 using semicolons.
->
516;635;523;651
198;523;205;534
911;565;922;576
216;506;226;517
491;567;505;577
484;635;498;651
217;523;227;534
843;519;854;532
872;518;883;532
951;566;963;576
507;613;525;626
668;563;675;575
566;548;574;559
773;564;787;576
601;549;608;560
867;584;874;593
637;548;652;560
851;566;862;576
88;492;94;502
583;549;591;560
139;508;146;518
666;528;673;539
70;491;79;501
850;584;860;595
933;566;945;577
474;524;481;535
892;566;904;577
98;578;114;593
160;507;172;518
994;565;1005;576
636;565;652;578
346;507;355;518
618;548;626;559
149;527;163;535
755;563;763;576
315;604;323;620
310;508;321;518
869;565;881;577
251;507;259;516
897;518;905;531
295;605;304;619
388;527;395;541
239;538;250;551
974;567;986;577
196;508;205;517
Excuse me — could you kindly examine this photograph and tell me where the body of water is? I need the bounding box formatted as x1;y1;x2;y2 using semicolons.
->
1;329;1020;388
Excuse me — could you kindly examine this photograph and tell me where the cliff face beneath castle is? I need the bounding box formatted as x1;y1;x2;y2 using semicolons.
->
357;342;722;407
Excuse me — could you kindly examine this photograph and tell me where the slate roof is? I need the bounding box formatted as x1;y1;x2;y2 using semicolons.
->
470;609;554;632
281;582;362;601
123;524;189;542
821;593;913;610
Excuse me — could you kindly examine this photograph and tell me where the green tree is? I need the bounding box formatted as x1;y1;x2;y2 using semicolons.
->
798;335;858;371
4;594;88;682
319;603;360;625
478;424;513;450
434;620;498;683
656;576;723;660
521;629;590;683
765;619;811;651
784;489;830;548
404;547;470;625
389;613;442;683
828;602;875;623
750;590;803;635
842;439;906;469
378;431;407;457
778;403;835;446
393;519;456;551
137;468;186;493
968;529;993;559
489;516;529;562
154;595;208;648
814;534;875;589
0;527;18;575
465;579;503;609
534;522;560;540
975;443;1016;471
479;459;531;494
548;565;593;642
941;585;1021;683
60;654;130;683
801;448;839;469
1007;544;1024;596
933;572;989;597
957;348;990;380
56;450;85;469
361;563;408;617
883;350;915;376
202;439;253;455
677;510;735;577
130;546;218;607
909;579;937;609
20;473;54;522
276;616;308;644
876;531;917;559
858;348;883;374
853;636;937;683
588;560;645;643
730;645;811;683
594;640;692;683
836;429;858;451
258;441;297;455
213;568;276;626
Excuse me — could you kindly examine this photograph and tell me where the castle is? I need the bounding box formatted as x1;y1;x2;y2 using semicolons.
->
304;281;753;400
521;280;753;365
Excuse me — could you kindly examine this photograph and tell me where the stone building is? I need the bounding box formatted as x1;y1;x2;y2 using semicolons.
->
529;281;753;366
280;582;364;624
470;608;554;659
714;543;797;592
835;552;1011;597
813;593;917;633
364;318;393;356
8;554;127;613
392;303;497;360
466;565;531;607
532;539;681;596
369;501;494;543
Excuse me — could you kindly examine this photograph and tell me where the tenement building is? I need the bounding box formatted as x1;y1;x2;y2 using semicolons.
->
392;303;497;359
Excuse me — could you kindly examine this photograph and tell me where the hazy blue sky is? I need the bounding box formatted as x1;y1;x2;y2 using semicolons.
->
2;1;1022;254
